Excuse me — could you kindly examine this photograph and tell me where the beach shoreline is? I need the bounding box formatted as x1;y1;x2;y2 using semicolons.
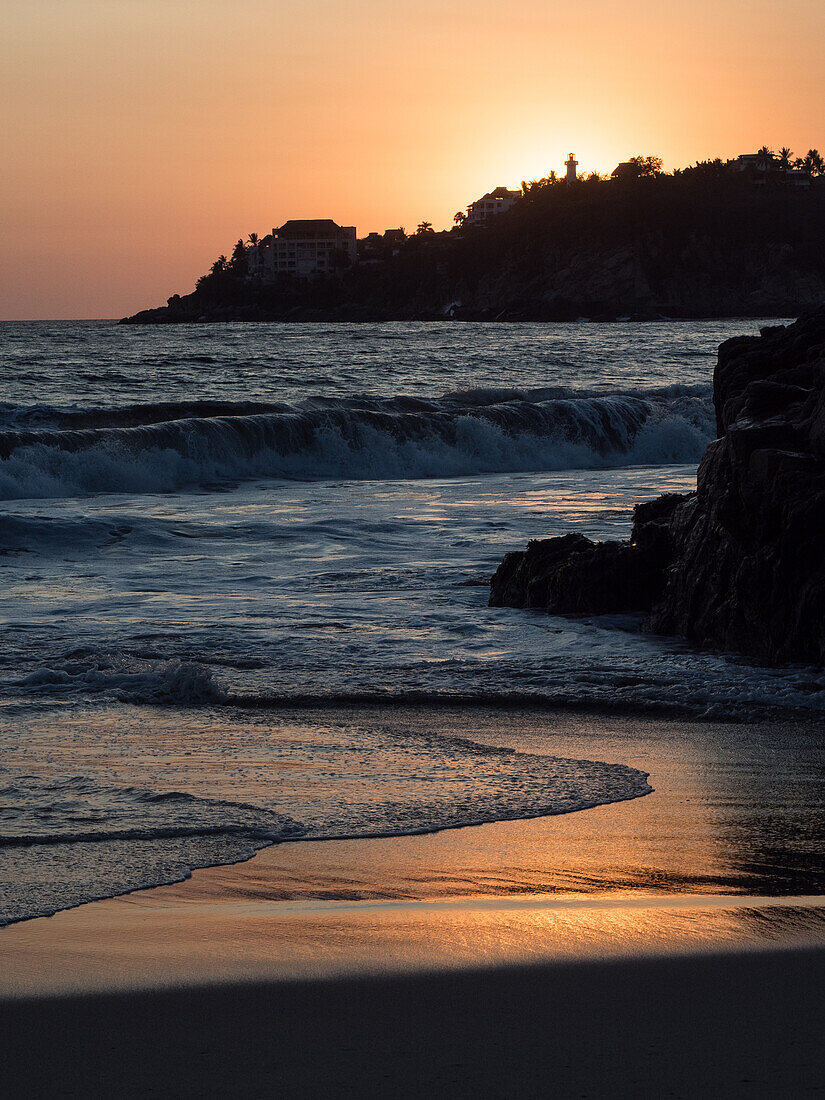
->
5;705;825;1094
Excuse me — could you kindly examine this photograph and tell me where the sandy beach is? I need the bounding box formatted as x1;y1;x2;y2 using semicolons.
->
3;707;825;1096
4;947;825;1098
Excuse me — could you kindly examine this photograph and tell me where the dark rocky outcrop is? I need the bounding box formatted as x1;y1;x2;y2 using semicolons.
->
490;307;825;666
490;494;685;614
649;309;825;663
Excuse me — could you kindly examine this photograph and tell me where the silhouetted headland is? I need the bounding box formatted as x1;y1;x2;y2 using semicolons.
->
491;307;825;665
122;152;825;324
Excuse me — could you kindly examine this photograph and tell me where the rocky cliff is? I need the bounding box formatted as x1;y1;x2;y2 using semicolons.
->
490;308;825;665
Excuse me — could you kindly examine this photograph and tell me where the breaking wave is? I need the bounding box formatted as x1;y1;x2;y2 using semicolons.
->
17;659;225;704
0;386;713;499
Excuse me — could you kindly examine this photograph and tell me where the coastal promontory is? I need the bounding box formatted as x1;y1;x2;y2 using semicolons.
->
122;167;825;324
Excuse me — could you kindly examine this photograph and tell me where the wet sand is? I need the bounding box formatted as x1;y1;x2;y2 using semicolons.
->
3;707;825;1095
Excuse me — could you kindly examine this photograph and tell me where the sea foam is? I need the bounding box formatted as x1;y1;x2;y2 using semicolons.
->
0;733;652;925
17;659;225;704
0;387;713;499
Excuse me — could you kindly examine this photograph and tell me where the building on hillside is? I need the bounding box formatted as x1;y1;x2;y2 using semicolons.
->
465;186;521;227
611;161;638;182
358;232;384;262
734;153;811;187
781;168;812;187
382;228;407;252
734;152;770;175
247;219;357;279
271;219;357;275
358;228;408;262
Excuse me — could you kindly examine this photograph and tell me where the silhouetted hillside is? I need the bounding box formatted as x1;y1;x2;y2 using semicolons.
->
122;173;825;323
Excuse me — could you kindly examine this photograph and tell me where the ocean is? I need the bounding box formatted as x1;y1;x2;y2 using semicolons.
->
3;317;823;926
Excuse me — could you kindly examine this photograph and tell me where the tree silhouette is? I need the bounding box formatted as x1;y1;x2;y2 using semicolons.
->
416;221;434;235
630;155;663;178
804;149;824;176
521;171;557;196
211;255;228;274
778;147;793;170
612;156;663;181
453;211;466;226
230;238;248;275
247;232;259;247
677;158;728;180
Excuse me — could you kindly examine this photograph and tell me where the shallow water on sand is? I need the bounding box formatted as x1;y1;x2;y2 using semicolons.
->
5;707;825;994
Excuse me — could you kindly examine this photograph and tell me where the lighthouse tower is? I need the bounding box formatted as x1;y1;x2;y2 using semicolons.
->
565;153;578;184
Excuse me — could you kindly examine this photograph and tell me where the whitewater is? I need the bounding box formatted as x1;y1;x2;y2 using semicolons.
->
4;316;823;925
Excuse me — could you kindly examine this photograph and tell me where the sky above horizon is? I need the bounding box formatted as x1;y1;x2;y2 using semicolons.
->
2;0;824;319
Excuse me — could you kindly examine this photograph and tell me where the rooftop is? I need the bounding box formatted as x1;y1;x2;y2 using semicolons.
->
274;219;351;236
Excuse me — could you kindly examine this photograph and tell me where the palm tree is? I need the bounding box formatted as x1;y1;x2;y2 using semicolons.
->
416;221;434;235
453;211;466;227
247;232;259;247
230;238;247;274
757;145;775;173
805;149;824;176
778;147;793;170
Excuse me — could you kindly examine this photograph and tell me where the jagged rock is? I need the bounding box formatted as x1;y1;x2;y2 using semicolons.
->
648;308;825;664
490;307;825;666
489;494;684;614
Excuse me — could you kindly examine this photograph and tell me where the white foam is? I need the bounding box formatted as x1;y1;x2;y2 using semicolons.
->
17;660;225;704
0;723;652;925
0;388;715;500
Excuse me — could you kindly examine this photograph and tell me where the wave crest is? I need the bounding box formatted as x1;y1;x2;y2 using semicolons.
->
0;387;713;499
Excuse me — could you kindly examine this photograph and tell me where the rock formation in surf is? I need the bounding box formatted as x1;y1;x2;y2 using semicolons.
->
489;494;682;614
490;307;825;665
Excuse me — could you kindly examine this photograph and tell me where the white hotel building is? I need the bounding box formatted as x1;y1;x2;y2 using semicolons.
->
247;219;357;279
464;186;521;227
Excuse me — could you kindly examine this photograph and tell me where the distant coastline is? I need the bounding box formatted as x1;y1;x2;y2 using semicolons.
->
122;162;825;325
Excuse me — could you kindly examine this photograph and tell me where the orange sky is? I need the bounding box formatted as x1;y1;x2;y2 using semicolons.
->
2;0;824;319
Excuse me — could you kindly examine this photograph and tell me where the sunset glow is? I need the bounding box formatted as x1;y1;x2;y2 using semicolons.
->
5;2;825;1094
2;0;825;318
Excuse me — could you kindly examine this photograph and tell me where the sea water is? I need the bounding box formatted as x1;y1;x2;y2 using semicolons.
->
2;318;821;924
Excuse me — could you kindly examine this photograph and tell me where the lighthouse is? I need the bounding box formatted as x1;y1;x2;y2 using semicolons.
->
565;153;578;184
